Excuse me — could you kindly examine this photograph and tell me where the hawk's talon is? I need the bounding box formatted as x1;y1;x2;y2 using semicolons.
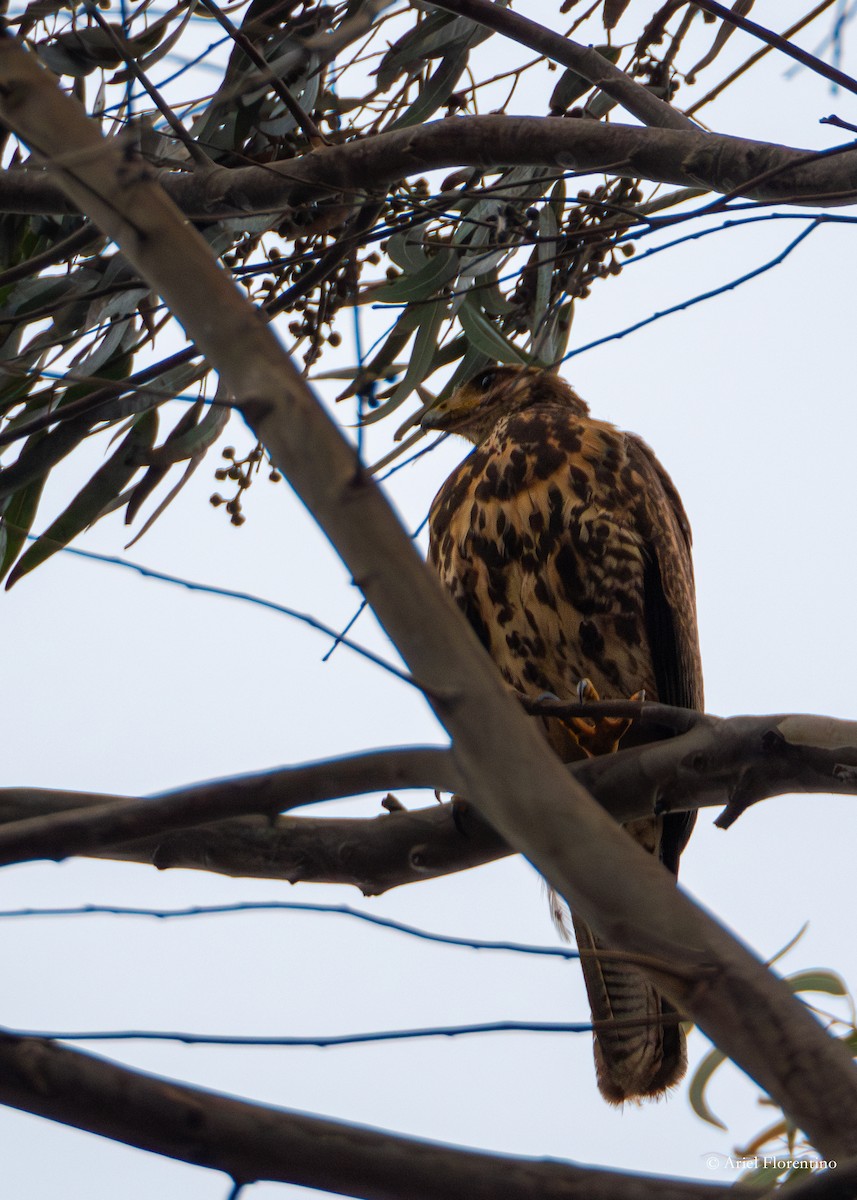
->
563;680;640;757
450;795;471;836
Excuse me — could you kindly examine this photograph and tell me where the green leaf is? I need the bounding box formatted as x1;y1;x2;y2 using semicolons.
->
786;970;848;997
360;299;447;425
459;298;530;365
146;402;229;469
335;308;422;403
388;50;469;130
687;1046;728;1130
38;12;175;78
435;342;490;402
0;420;89;506
386;227;429;273
376;10;478;88
5;409;158;588
0;476;45;583
124;401;204;526
530;203;558;345
549;45;621;112
374;247;459;303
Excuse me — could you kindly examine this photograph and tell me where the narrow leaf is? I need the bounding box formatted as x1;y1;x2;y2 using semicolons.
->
6;410;157;588
0;475;45;582
459;298;530;365
687;1046;728;1130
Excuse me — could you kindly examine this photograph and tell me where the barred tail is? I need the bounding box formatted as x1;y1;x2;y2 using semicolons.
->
572;914;686;1104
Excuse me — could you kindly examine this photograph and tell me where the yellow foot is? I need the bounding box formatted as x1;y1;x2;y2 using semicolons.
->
564;679;643;757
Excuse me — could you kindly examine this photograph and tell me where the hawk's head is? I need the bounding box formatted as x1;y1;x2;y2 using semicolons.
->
421;365;589;445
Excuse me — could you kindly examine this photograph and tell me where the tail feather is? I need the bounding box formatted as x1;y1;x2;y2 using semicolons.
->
572;914;686;1104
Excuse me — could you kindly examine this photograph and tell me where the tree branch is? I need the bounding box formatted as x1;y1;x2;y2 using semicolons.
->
0;748;461;867
1;712;856;889
0;1032;733;1200
692;0;857;98
425;0;696;131
2;32;856;1157
2;117;857;218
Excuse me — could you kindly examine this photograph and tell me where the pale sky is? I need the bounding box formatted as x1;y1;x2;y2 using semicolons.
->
3;2;857;1195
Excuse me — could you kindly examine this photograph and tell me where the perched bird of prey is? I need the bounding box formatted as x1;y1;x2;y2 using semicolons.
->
421;365;703;1104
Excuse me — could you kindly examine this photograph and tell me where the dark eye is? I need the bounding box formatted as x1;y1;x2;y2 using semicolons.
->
474;370;495;392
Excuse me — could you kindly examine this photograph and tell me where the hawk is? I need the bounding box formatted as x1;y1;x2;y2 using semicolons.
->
422;365;703;1104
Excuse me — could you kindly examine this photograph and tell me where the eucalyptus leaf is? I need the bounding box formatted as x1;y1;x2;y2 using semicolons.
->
388;50;469;131
0;419;89;506
375;11;460;89
335;308;423;402
360;300;447;424
531;203;559;353
687;1046;728;1131
786;970;848;997
6;409;158;588
374;247;459;302
459;298;529;365
0;475;45;583
144;401;230;469
38;17;172;78
550;45;622;112
123;398;217;525
386;226;430;273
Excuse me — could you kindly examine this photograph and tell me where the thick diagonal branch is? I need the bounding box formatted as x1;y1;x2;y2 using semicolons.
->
1;34;855;1157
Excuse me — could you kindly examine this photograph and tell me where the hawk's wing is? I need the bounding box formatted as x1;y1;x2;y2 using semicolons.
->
626;433;703;871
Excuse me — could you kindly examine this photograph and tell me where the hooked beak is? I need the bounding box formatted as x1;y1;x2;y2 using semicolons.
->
420;403;452;432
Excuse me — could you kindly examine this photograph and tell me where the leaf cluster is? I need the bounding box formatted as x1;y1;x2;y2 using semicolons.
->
0;0;846;581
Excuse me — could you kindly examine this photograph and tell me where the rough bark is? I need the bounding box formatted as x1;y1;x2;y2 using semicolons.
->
0;1033;744;1200
0;117;855;217
1;711;857;886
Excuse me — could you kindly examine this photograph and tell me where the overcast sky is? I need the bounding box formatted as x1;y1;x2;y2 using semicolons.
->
3;2;857;1196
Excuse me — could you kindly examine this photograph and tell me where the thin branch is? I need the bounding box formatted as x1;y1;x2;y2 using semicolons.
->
0;346;203;450
425;0;697;131
8;1020;609;1047
0;747;457;866
563;219;822;361
0;1033;732;1200
38;543;415;684
0;901;579;958
195;0;328;146
693;0;857;98
84;3;212;167
0;219;101;286
686;0;842;116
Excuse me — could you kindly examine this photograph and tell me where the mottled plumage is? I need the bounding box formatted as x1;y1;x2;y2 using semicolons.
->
422;365;703;1103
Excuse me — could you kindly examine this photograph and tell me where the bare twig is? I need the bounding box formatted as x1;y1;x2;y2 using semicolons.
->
84;4;212;167
195;0;328;146
693;0;857;98
686;0;842;116
425;0;697;131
